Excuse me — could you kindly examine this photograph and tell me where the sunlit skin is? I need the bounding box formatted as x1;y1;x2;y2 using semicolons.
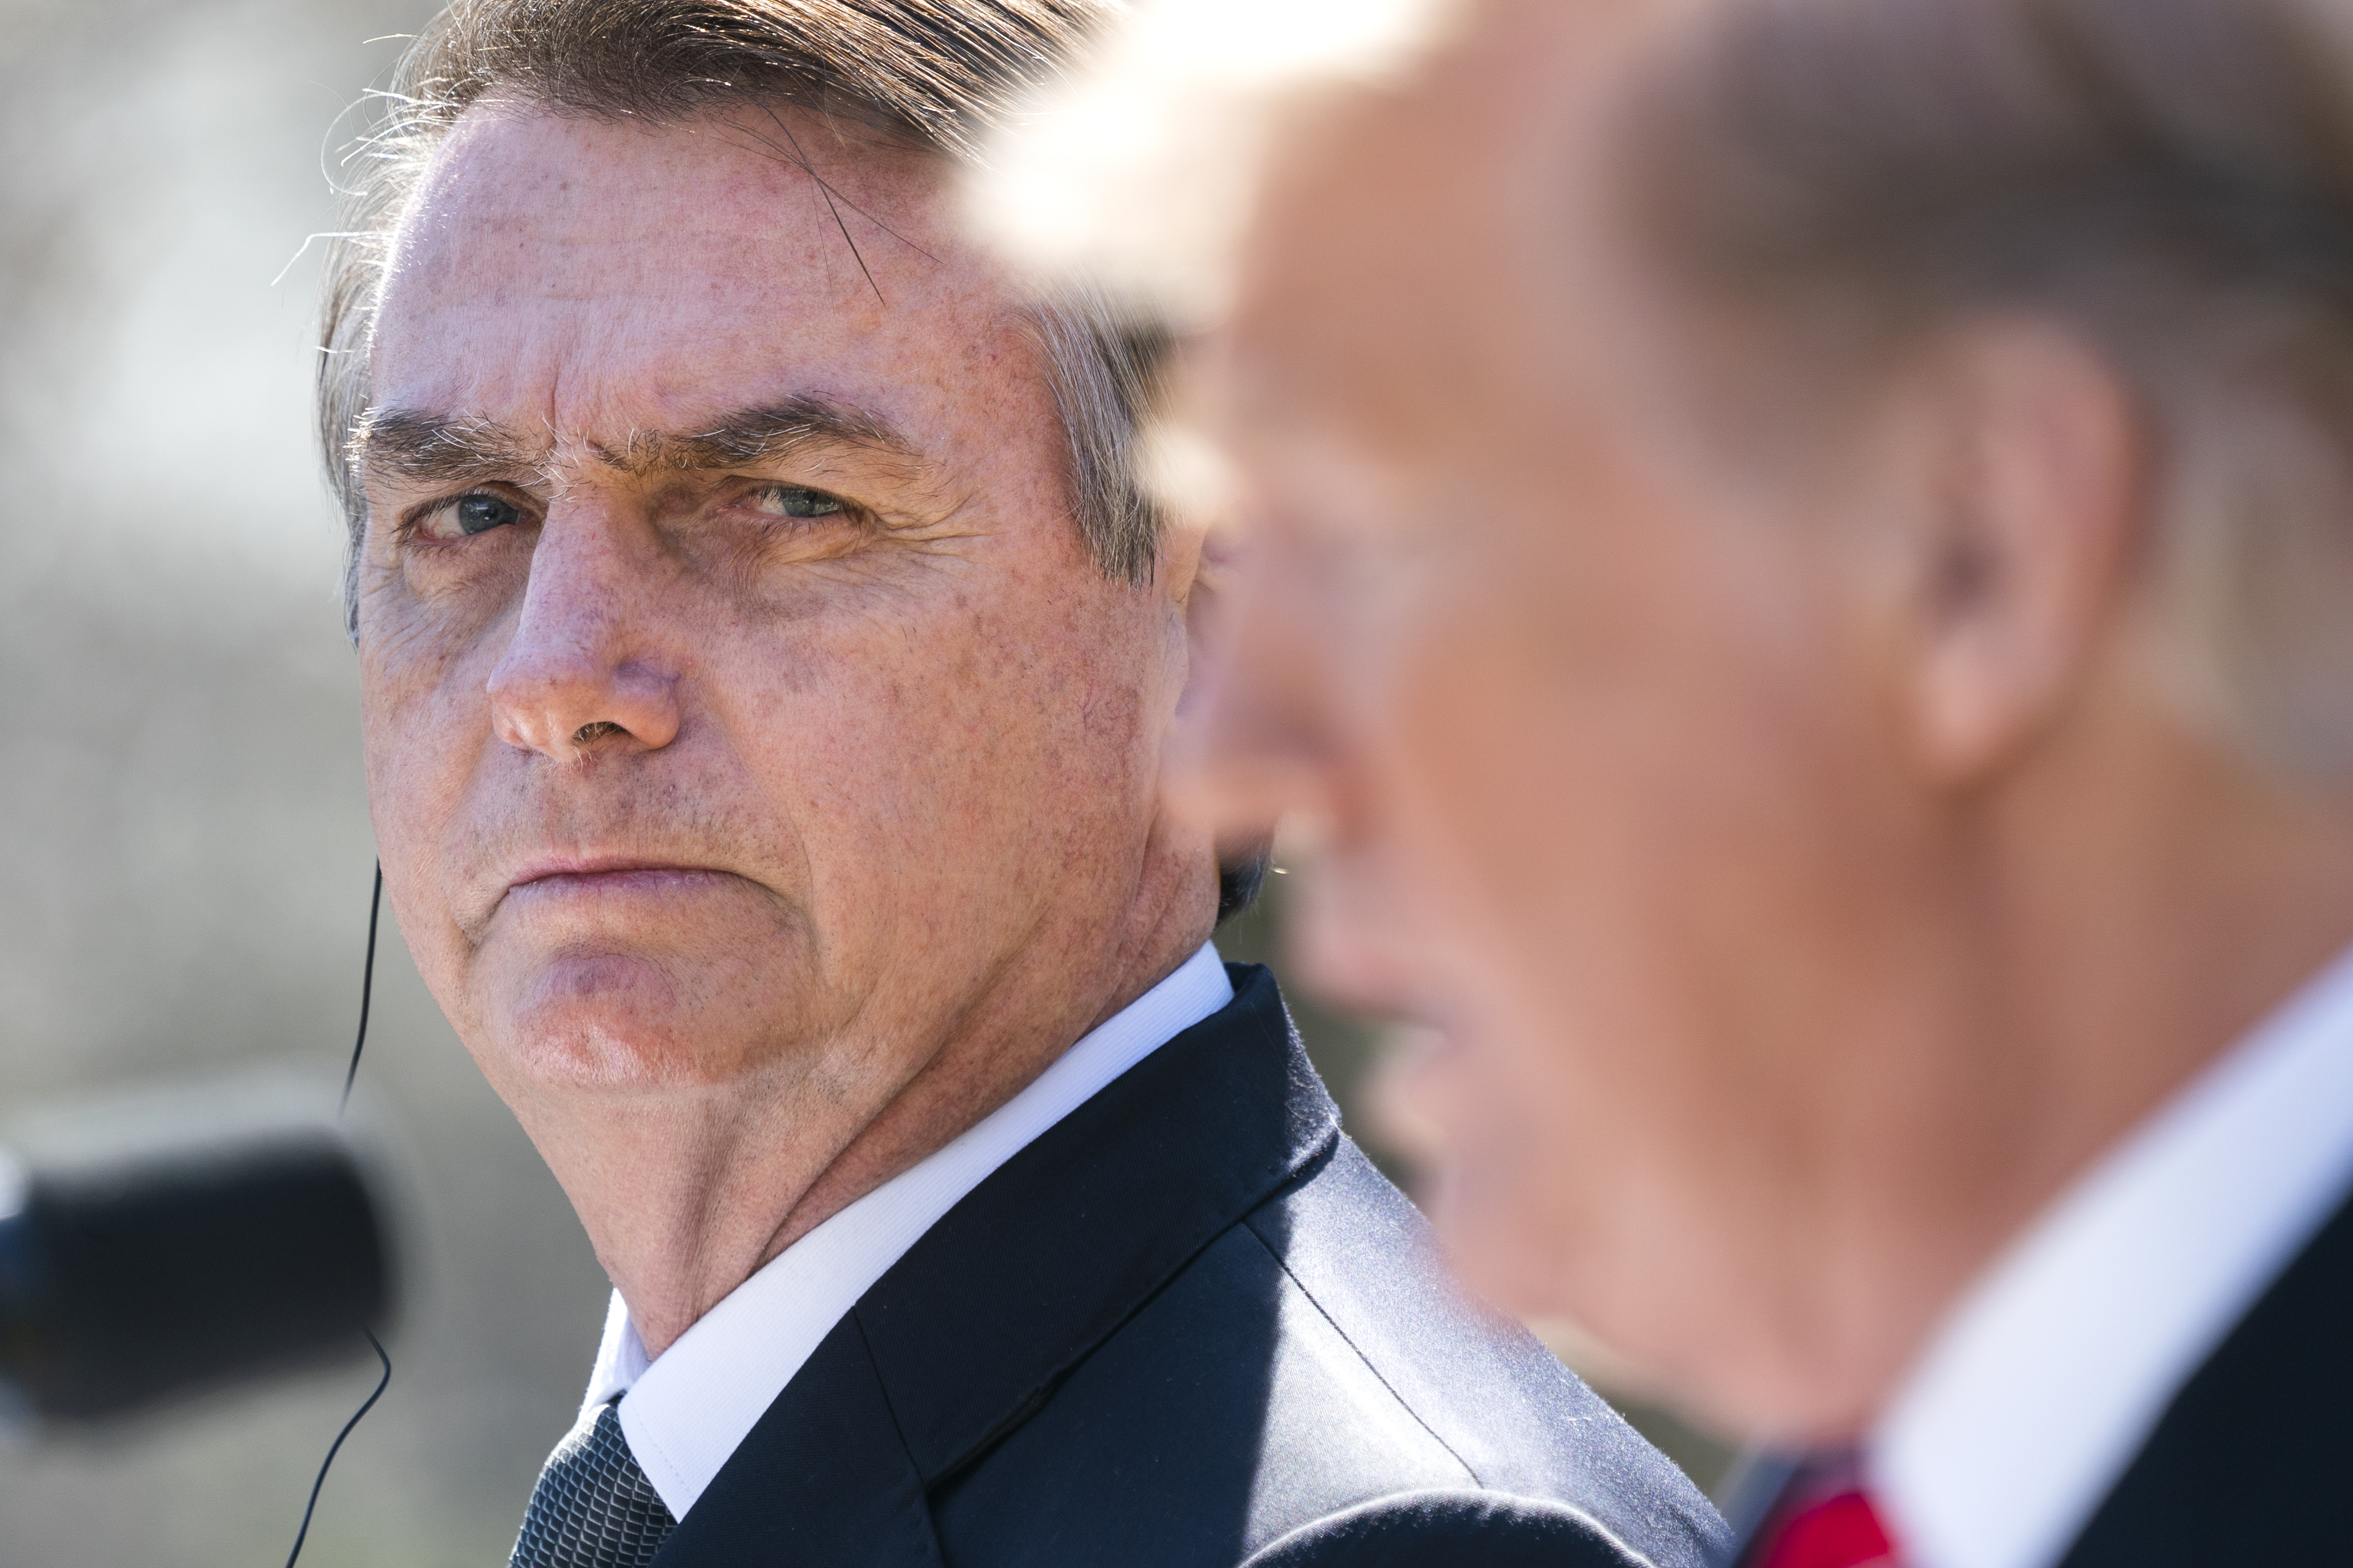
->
1172;0;2353;1441
359;102;1218;1357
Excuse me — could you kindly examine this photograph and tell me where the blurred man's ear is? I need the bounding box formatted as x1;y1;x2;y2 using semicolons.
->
1880;321;2145;784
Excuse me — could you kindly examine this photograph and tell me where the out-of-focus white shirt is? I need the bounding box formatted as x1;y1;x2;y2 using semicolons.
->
569;942;1236;1520
1870;940;2353;1568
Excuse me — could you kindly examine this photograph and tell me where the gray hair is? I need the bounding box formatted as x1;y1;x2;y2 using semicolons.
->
1623;0;2353;784
317;0;1165;637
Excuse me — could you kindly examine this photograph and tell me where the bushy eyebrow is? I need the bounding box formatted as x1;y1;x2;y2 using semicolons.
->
355;396;926;488
357;409;541;487
617;397;922;476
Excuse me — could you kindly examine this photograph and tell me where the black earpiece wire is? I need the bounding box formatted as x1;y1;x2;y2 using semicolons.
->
284;861;393;1568
339;862;383;1116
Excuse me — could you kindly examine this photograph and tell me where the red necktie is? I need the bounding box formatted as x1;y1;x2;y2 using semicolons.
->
1739;1455;1903;1568
1753;1486;1899;1568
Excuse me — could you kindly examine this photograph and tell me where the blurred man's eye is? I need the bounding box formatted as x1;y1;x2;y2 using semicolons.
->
751;485;847;520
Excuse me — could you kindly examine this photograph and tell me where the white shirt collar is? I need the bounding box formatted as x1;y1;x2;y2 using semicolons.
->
1870;939;2353;1568
574;942;1235;1520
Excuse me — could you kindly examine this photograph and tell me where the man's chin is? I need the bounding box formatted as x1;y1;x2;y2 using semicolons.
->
1426;1160;1566;1316
486;950;776;1091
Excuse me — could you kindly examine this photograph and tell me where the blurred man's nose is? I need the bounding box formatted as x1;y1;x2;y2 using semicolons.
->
487;503;684;758
1167;536;1350;845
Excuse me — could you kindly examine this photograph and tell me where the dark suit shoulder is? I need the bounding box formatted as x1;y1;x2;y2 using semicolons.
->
932;1135;1725;1568
684;967;1723;1568
1244;1140;1727;1568
2059;1180;2353;1567
1243;1490;1654;1568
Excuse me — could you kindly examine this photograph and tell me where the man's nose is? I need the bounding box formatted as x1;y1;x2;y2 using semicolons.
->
487;507;684;758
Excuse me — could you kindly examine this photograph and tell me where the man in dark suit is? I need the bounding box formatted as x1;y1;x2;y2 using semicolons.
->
1007;0;2353;1563
647;962;1718;1567
322;1;1726;1564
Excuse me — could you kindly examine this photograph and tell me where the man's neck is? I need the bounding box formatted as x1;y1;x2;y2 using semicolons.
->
1794;710;2353;1440
519;860;1219;1358
1963;720;2353;1297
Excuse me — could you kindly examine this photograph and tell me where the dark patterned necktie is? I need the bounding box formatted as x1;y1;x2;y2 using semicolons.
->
507;1400;678;1568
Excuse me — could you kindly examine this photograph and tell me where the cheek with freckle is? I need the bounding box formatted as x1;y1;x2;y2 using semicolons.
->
357;623;510;1022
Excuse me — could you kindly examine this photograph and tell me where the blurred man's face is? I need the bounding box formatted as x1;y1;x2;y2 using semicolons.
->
1184;11;1972;1433
359;106;1188;1137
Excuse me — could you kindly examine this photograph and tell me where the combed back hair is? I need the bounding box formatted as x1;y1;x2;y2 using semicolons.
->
317;0;1166;635
1622;0;2353;783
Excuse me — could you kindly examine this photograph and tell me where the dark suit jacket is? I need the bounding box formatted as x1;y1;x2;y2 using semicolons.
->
2055;1177;2353;1567
1721;1178;2353;1567
652;964;1729;1567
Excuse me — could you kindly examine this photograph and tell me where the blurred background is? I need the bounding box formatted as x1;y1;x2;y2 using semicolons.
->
0;1;604;1561
0;1;1723;1560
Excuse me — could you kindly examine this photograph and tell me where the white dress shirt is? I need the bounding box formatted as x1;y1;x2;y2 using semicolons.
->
568;941;1235;1520
1869;940;2353;1568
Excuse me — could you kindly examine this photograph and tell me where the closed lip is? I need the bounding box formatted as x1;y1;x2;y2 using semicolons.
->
502;855;732;896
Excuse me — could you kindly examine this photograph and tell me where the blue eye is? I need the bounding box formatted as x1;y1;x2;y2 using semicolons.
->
752;486;847;520
455;493;523;534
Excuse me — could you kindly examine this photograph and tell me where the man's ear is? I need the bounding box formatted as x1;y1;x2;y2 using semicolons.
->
1883;321;2146;784
1180;520;1240;656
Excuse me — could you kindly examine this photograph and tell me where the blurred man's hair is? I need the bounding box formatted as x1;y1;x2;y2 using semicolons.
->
318;0;1163;632
1626;0;2353;782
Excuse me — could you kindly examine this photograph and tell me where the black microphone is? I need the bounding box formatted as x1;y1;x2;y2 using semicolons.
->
0;1075;396;1425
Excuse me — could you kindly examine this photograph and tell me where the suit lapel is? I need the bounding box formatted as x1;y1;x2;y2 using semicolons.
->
650;964;1336;1562
2055;1178;2353;1567
1721;1185;2353;1568
651;1311;942;1567
852;964;1340;1484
